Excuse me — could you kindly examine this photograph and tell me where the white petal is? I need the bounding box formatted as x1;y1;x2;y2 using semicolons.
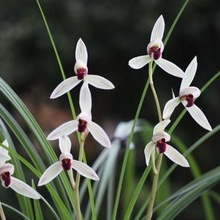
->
87;121;111;148
184;104;212;131
179;86;201;99
180;56;197;91
38;162;63;186
10;177;41;199
152;131;170;143
0;140;10;165
79;82;92;113
150;15;165;42
113;120;141;139
155;58;184;78
144;142;155;166
59;136;71;153
86;75;114;90
164;145;189;167
153;119;171;134
50;77;81;99
162;97;180;119
128;55;151;69
47;120;78;140
75;38;88;65
72;159;99;181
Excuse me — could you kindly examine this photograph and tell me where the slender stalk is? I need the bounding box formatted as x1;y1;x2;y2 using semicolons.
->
146;60;163;219
146;154;163;220
0;202;6;220
148;61;162;122
73;136;85;220
112;75;150;220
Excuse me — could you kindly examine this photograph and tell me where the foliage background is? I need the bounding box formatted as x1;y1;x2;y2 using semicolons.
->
0;0;219;219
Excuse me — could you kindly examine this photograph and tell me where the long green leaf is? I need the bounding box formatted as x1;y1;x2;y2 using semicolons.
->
157;166;220;220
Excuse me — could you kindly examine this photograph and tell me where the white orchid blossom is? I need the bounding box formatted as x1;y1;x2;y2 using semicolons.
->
128;15;184;78
162;57;212;131
144;120;189;168
38;136;99;186
50;38;114;99
47;83;111;148
0;140;40;199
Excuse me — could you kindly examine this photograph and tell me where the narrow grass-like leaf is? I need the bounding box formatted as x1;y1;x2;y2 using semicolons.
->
157;166;220;220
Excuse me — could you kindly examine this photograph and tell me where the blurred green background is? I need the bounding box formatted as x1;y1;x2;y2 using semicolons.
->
0;0;220;219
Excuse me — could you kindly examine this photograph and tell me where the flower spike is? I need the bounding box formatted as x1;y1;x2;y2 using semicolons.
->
163;56;212;131
50;38;114;99
129;15;184;78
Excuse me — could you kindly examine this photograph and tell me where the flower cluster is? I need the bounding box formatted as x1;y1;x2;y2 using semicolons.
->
38;39;114;186
129;15;212;168
0;140;40;199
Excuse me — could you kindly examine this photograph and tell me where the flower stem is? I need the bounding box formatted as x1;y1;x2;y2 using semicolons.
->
73;135;85;220
145;154;163;220
148;61;162;122
146;61;163;219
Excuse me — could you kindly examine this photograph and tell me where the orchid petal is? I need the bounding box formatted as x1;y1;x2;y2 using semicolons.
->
10;177;40;199
47;120;78;140
179;86;201;99
152;131;170;143
86;75;115;90
38;161;63;186
153;119;171;134
155;58;184;78
150;15;165;41
0;140;10;165
79;82;92;113
180;56;197;91
144;142;155;166
184;104;212;131
72;159;99;180
128;55;151;69
113;120;141;139
59;136;71;153
75;38;88;65
164;145;189;167
50;77;80;99
87;121;111;148
162;97;180;119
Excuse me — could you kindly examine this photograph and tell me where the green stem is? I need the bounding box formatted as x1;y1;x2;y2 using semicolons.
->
146;61;163;219
0;202;6;220
148;61;162;122
74;136;85;220
146;154;163;220
112;75;150;220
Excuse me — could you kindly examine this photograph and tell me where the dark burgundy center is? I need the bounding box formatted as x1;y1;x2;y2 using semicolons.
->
156;138;167;153
77;68;87;80
148;46;161;60
185;94;194;107
61;158;72;170
78;119;87;133
1;172;11;187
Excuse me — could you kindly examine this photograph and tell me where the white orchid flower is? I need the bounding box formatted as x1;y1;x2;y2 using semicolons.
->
50;38;114;99
0;163;40;199
38;136;99;186
0;140;11;166
162;57;212;131
144;120;189;168
47;83;111;148
128;15;184;78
